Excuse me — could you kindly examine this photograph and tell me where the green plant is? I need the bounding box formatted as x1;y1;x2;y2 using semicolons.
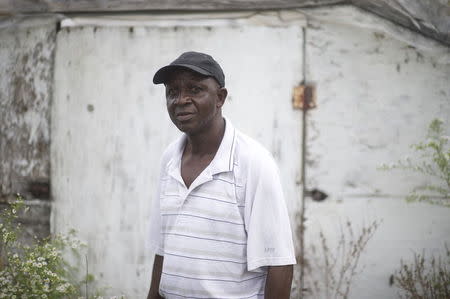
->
379;118;449;206
380;118;450;297
0;194;97;298
394;246;450;299
305;220;380;299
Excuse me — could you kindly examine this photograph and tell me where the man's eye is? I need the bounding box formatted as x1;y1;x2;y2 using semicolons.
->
191;87;201;93
167;89;178;97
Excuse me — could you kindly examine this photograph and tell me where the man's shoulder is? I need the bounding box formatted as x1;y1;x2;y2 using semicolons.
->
233;129;281;188
234;129;277;168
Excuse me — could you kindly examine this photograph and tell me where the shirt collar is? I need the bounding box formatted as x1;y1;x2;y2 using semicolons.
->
209;116;236;175
167;116;236;184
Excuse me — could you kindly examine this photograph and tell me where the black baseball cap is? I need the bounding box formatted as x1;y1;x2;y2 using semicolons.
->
153;51;225;87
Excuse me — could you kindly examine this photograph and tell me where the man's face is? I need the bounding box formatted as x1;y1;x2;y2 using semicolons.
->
165;69;226;135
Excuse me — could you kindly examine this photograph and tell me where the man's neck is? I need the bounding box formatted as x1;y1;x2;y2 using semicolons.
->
185;117;225;156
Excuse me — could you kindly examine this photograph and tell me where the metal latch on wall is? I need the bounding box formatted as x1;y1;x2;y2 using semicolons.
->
292;84;316;110
304;188;328;201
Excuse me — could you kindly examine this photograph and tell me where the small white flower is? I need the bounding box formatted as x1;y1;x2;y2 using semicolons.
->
56;284;67;292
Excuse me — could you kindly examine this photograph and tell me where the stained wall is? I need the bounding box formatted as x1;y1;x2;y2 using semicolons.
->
0;17;58;241
1;5;449;298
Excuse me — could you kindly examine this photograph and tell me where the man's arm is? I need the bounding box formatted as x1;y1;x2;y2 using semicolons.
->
264;265;293;299
147;254;164;299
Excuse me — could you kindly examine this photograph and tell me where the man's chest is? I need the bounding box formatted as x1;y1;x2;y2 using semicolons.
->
160;170;249;245
180;153;215;189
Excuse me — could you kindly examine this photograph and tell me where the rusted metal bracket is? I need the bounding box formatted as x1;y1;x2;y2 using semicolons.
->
292;84;316;110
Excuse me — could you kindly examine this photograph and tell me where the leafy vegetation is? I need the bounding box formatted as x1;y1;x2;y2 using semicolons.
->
0;194;98;298
380;118;449;206
380;119;450;298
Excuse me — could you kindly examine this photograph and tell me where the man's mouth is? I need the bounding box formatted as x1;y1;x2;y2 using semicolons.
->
175;112;195;121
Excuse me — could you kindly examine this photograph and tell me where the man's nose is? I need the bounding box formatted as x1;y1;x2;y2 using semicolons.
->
174;90;192;105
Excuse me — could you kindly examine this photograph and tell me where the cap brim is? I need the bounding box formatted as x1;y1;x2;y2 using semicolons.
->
153;64;212;84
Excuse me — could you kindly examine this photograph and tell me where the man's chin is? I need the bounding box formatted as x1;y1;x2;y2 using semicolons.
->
177;123;207;136
176;123;195;134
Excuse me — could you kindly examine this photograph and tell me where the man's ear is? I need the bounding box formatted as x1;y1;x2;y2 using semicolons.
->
216;87;228;108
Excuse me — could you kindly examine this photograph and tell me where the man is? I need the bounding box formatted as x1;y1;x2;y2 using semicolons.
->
147;51;296;299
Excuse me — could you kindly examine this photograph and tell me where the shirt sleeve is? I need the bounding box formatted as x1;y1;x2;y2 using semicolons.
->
244;152;297;272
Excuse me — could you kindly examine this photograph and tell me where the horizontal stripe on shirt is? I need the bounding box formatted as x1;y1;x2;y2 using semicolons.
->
162;202;243;223
160;288;264;299
189;193;237;205
212;177;236;185
163;232;247;245
162;225;247;243
163;252;247;265
163;264;260;281
162;272;266;283
160;270;266;298
160;291;264;299
162;213;244;226
163;245;246;262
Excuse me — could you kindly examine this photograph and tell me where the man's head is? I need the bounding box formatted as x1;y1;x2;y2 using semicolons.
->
153;52;227;135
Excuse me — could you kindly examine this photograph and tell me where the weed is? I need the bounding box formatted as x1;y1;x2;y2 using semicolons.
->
305;220;380;299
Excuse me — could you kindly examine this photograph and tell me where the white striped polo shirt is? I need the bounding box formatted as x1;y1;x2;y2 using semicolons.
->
148;118;296;299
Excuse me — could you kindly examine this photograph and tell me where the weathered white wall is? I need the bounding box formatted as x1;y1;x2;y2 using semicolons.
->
0;17;57;241
0;17;55;196
303;6;450;299
50;6;450;298
1;5;448;299
52;13;304;297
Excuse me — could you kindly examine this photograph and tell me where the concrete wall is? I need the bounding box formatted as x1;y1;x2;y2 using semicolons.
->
1;5;449;299
52;13;304;297
303;6;450;299
0;17;57;242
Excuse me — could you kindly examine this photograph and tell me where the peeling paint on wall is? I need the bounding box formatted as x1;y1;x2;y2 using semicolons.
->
0;17;58;242
1;6;448;299
0;17;56;199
